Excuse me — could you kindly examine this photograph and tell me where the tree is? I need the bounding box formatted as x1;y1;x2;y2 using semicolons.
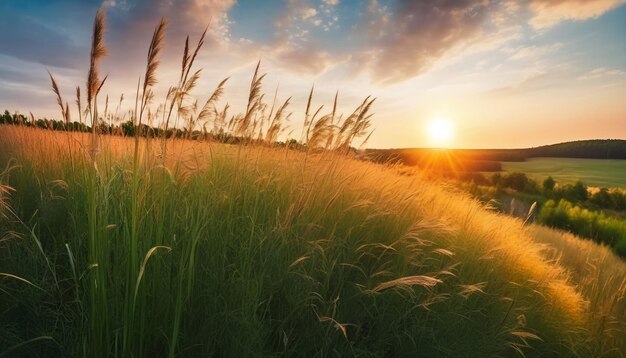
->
543;176;555;192
503;172;528;192
559;181;588;203
121;120;135;137
491;173;502;187
590;188;612;209
572;181;588;202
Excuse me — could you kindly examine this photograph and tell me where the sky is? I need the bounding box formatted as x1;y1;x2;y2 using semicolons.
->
0;0;625;149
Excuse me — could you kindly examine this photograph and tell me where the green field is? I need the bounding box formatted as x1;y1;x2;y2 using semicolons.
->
502;157;626;189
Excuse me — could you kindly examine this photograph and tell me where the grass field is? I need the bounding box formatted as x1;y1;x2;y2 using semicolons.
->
1;126;625;357
502;158;626;189
1;8;625;356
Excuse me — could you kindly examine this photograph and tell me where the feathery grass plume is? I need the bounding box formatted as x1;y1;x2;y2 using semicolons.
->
305;104;324;144
325;91;339;149
87;7;107;108
162;26;207;145
350;96;375;139
174;28;207;122
301;85;314;141
86;7;107;161
96;76;108;97
335;96;375;150
48;71;66;124
65;102;71;124
265;98;291;144
345;96;374;142
113;94;124;123
182;69;202;96
198;77;229;124
28;112;37;129
214;103;229;134
237;60;266;137
307;114;333;149
0;165;16;220
181;26;207;87
75;86;83;126
262;84;280;137
142;18;167;97
186;99;199;139
136;17;166;139
250;93;266;139
104;95;109;121
181;36;190;84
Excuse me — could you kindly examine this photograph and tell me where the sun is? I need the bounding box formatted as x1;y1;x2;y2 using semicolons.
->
427;117;454;146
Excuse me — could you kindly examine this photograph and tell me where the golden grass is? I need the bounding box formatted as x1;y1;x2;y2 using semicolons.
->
2;125;625;355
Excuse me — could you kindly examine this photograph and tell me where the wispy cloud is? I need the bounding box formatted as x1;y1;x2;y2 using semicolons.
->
578;67;626;80
507;43;563;60
529;0;626;29
353;0;515;84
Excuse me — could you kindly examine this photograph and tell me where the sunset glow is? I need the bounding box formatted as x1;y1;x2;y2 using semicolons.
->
428;118;454;146
0;1;624;148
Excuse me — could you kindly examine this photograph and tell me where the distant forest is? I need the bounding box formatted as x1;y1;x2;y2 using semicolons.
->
366;140;626;172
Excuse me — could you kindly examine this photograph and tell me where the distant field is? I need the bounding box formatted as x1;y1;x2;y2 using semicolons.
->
502;157;626;188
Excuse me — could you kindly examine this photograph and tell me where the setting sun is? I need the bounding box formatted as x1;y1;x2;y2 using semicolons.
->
428;118;454;145
1;1;625;356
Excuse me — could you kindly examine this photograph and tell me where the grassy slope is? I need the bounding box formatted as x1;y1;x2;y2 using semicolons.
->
502;158;626;189
0;126;624;357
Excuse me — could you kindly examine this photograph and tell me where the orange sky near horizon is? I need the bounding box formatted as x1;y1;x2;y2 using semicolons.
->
0;0;624;149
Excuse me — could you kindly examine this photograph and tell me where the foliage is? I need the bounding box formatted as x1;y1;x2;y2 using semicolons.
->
537;199;626;257
543;176;555;192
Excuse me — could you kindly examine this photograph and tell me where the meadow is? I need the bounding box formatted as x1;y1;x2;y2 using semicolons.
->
1;125;625;357
1;7;625;357
502;158;626;189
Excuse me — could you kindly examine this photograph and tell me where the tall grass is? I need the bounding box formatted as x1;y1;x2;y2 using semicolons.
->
2;125;626;356
0;7;625;358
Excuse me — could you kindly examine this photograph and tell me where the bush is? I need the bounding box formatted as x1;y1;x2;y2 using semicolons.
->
537;199;626;255
543;176;555;192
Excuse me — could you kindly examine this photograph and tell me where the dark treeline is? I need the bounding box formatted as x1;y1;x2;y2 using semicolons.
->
0;110;311;149
526;140;626;159
366;140;626;172
0;109;221;140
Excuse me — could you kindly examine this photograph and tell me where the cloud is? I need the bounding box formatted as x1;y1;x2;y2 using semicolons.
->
490;71;550;95
96;0;236;83
354;0;507;84
268;0;344;76
0;10;83;68
348;0;625;84
488;61;576;95
270;43;339;76
323;0;339;5
275;0;322;29
106;0;236;49
507;43;563;60
529;0;626;29
578;67;626;80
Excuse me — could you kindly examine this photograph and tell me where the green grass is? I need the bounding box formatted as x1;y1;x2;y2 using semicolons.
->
1;126;625;357
1;8;624;357
502;158;626;189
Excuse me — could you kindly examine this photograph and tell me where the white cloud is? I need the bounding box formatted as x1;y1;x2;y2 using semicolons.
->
529;0;626;29
578;67;626;80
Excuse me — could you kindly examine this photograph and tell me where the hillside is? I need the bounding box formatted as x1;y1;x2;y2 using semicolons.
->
527;139;626;159
1;126;624;357
365;139;626;172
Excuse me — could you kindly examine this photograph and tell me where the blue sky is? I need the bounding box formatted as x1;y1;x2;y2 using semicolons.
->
0;0;625;148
